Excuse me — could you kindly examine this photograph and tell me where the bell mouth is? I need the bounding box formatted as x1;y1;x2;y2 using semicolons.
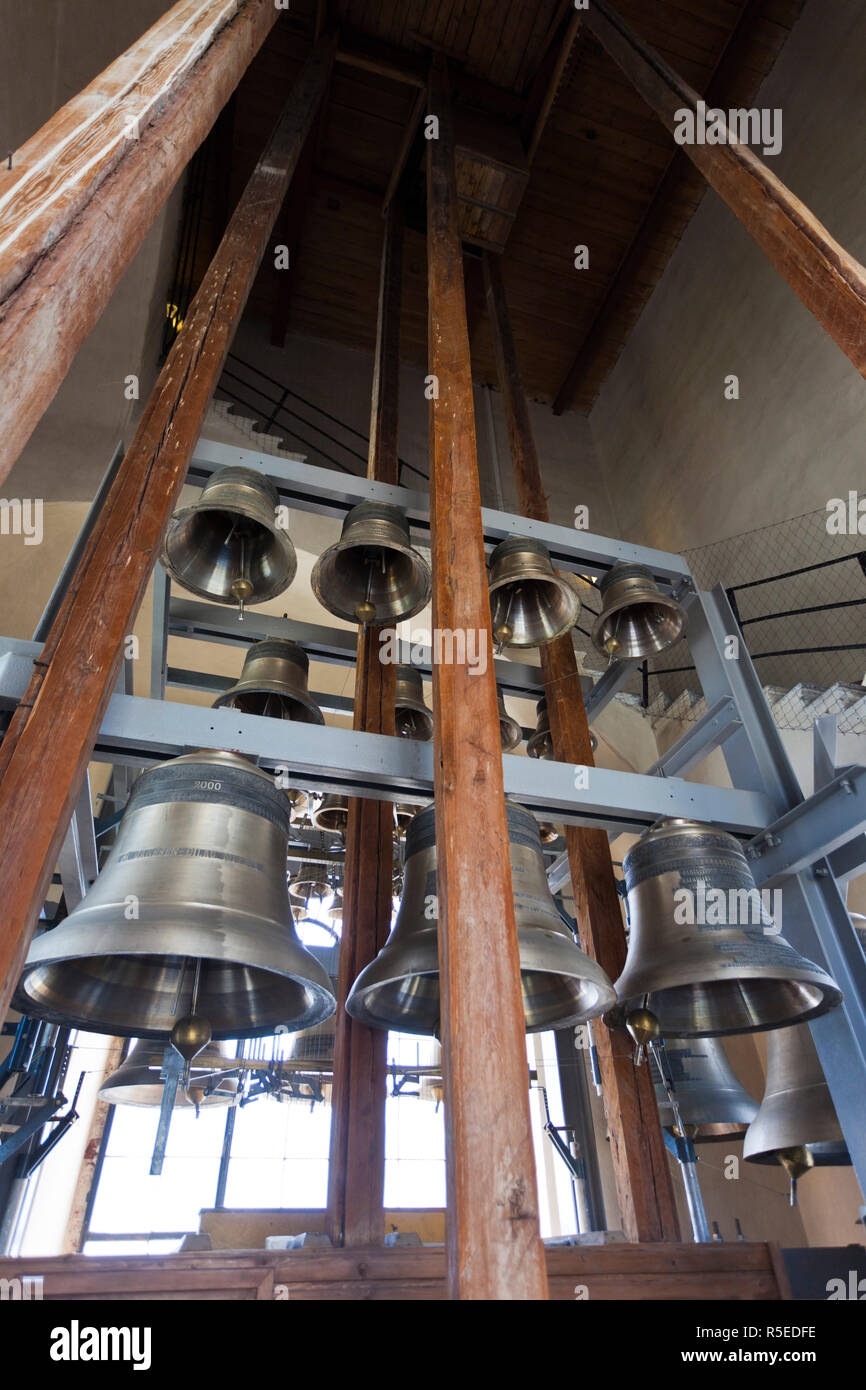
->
215;688;323;723
20;954;334;1041
164;506;295;603
312;542;431;624
592;597;684;660
636;976;839;1038
395;706;434;741
746;1140;850;1167
489;575;577;647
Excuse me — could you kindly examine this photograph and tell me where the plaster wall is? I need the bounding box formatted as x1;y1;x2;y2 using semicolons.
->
588;0;866;555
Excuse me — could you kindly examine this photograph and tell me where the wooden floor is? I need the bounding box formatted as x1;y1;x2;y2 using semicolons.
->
0;1242;791;1300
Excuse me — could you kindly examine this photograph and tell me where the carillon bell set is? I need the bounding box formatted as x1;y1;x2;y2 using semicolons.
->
16;468;848;1218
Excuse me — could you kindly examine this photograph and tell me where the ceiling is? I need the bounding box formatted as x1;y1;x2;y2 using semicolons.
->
178;0;804;414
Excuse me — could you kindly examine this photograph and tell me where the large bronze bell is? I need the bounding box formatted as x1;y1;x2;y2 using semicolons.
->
651;1037;758;1142
498;692;522;751
614;819;842;1036
18;751;335;1039
346;801;616;1035
743;1023;849;1168
288;860;332;904
488;537;580;648
526;697;596;759
592;563;685;660
161;467;296;615
312;794;349;834
213;640;323;724
395;665;433;741
99;1039;240;1109
311;502;431;625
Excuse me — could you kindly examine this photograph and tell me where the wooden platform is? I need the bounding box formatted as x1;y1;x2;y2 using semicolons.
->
0;1242;791;1301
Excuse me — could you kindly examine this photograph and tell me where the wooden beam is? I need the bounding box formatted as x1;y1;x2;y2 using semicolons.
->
426;56;548;1302
0;35;336;1025
382;89;426;215
337;31;426;89
0;0;282;483
483;250;681;1243
326;198;403;1248
521;1;583;164
270;115;320;348
552;0;787;415
573;0;866;391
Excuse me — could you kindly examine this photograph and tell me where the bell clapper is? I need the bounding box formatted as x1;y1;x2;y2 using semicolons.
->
354;551;378;625
775;1145;814;1206
493;586;519;652
625;1001;660;1066
230;534;254;620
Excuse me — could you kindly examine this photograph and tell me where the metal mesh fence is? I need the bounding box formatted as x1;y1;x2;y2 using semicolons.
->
577;508;866;734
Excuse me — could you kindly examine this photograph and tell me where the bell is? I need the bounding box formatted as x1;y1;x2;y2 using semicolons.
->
99;1039;239;1109
498;692;522;752
395;665;434;741
488;537;580;648
346;801;616;1035
288;860;333;904
614;819;842;1036
311;502;431;625
310;794;348;835
161;467;296;615
213;640;323;724
592;563;685;660
526;698;596;760
651;1037;758;1142
744;1023;849;1168
18;751;335;1039
394;804;418;837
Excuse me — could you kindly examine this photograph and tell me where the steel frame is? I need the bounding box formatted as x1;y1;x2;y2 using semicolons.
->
1;438;864;1192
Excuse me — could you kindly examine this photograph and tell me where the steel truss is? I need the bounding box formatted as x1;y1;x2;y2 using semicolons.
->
0;439;863;1190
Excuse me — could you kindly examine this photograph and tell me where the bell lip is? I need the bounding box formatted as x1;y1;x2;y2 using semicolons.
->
212;679;325;724
664;1120;752;1144
20;913;337;1041
160;494;297;605
744;1140;850;1167
310;535;432;625
612;974;843;1039
500;713;522;751
526;728;551;759
591;586;686;660
488;563;581;648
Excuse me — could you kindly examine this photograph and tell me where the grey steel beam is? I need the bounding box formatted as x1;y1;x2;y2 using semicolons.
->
747;763;866;885
0;652;774;837
646;696;742;780
189;437;691;585
582;657;640;721
688;585;866;1192
150;564;170;701
56;773;98;911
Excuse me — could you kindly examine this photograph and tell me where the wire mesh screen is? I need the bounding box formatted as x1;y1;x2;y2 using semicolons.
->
575;509;866;734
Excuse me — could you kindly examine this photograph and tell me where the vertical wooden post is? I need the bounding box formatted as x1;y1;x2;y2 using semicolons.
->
326;199;404;1247
427;57;549;1301
0;35;336;1023
483;250;680;1242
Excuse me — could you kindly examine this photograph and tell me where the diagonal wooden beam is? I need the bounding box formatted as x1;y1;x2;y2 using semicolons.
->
554;0;866;413
326;197;403;1247
426;55;549;1302
520;0;583;164
484;249;680;1243
552;0;782;415
0;0;282;483
0;34;337;1024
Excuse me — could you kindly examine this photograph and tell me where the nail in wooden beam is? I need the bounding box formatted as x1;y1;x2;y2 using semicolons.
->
583;0;866;380
483;249;680;1242
0;0;283;485
0;34;337;1024
427;56;549;1301
326;197;403;1247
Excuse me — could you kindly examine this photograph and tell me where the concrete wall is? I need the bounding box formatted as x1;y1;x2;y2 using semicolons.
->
588;0;866;555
